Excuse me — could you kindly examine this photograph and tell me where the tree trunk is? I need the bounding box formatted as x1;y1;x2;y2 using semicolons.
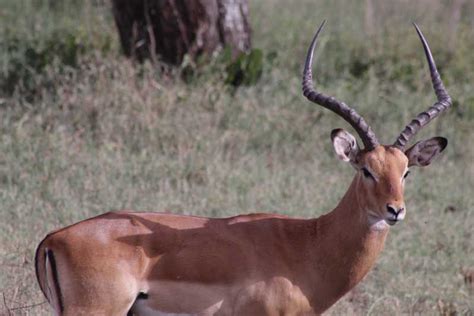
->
111;0;251;65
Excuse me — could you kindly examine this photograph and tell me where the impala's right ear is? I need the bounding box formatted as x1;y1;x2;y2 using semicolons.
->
331;128;360;163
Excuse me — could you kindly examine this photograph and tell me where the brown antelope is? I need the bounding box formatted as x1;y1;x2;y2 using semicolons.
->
35;22;452;315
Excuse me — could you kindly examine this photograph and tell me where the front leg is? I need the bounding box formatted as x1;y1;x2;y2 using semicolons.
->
228;277;315;316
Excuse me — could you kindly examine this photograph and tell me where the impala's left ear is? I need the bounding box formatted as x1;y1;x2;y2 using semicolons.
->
405;137;447;167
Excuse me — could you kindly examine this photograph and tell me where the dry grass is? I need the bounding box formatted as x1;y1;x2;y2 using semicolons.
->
0;0;473;315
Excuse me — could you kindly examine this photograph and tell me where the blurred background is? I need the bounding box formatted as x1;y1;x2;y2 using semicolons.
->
0;0;473;314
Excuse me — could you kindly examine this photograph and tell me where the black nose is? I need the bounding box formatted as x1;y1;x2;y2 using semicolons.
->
387;204;403;217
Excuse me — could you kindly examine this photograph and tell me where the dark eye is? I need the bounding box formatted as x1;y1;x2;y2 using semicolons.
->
403;170;410;179
362;168;374;179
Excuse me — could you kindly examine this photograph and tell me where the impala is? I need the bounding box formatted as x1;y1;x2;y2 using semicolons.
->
35;22;452;315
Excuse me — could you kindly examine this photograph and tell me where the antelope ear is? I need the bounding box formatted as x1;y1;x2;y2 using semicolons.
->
331;129;359;163
405;137;447;167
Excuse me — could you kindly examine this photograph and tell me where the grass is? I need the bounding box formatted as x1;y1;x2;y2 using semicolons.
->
0;0;473;314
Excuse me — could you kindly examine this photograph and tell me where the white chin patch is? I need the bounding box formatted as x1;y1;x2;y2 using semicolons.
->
369;218;390;231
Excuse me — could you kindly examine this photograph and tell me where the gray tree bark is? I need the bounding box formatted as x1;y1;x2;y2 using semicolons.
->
111;0;251;64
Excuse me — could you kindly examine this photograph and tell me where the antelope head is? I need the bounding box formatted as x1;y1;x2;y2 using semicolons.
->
303;21;451;229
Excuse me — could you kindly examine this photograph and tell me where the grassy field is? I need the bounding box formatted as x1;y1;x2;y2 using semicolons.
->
1;0;473;315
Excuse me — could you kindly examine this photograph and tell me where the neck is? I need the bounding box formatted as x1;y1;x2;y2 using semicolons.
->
305;175;389;312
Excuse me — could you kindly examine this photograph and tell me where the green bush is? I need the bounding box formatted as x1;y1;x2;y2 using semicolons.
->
225;48;264;87
1;30;113;98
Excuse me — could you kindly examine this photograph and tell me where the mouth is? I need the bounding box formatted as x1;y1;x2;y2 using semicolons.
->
385;218;401;226
385;218;398;226
368;213;402;229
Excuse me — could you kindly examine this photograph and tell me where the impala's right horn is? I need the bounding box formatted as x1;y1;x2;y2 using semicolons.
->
393;23;452;149
302;21;379;151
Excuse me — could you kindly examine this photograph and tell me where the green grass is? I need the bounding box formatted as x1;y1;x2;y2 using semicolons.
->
0;0;473;315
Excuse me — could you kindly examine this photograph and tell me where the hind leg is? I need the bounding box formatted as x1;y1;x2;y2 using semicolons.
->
59;275;137;315
60;277;138;315
54;258;139;316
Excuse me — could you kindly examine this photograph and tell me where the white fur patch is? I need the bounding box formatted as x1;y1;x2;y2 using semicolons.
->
130;281;224;315
131;299;222;316
368;214;390;231
370;219;390;231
